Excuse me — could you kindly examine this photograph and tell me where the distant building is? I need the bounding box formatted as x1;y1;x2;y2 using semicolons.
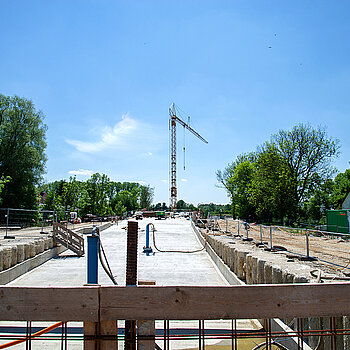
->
342;191;350;209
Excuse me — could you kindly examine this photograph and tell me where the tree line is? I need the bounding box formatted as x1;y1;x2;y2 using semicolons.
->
217;124;349;225
39;174;154;218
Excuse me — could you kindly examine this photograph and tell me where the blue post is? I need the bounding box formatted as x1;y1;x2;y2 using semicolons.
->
87;235;98;284
143;223;153;256
146;224;150;248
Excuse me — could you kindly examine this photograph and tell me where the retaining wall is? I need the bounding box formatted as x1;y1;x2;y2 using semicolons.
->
195;224;348;350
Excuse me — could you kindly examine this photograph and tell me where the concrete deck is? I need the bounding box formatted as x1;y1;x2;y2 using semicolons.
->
0;218;261;349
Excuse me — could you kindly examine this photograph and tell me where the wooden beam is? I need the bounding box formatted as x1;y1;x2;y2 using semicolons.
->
2;283;350;322
0;286;99;321
99;283;350;320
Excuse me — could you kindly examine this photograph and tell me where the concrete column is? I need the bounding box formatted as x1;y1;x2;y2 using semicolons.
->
48;237;54;249
2;247;12;270
237;251;248;280
44;238;50;250
16;244;25;263
251;257;258;284
228;245;235;271
10;246;17;266
34;240;40;255
246;255;253;284
23;243;31;260
264;262;273;284
29;242;36;258
257;259;265;284
272;267;283;284
0;248;3;272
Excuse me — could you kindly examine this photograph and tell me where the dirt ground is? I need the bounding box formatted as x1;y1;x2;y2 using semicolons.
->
217;219;350;276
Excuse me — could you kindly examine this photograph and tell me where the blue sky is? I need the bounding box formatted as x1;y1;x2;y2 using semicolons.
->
1;0;349;205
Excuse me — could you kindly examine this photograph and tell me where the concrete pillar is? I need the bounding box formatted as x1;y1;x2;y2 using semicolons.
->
264;262;272;284
2;247;12;270
237;251;248;281
223;242;229;264
227;245;234;270
29;242;36;258
16;244;25;263
257;259;265;284
48;237;54;249
23;243;31;260
232;248;239;275
251;257;258;284
246;255;253;284
0;248;3;272
34;240;40;255
272;267;283;284
44;238;49;250
10;246;17;266
38;239;45;253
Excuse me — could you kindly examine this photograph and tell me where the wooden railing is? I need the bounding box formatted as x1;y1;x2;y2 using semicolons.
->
1;283;350;349
53;222;85;256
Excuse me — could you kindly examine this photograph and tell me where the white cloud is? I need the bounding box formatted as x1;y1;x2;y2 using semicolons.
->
68;169;94;176
181;178;188;182
66;114;138;153
161;179;167;183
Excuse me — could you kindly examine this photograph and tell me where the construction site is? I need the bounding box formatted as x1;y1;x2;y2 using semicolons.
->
0;104;349;350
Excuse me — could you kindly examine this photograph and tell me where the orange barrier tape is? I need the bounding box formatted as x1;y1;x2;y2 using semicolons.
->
0;321;63;349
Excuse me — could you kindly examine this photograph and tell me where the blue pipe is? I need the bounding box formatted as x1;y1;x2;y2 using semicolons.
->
87;234;99;284
146;224;150;248
143;223;153;256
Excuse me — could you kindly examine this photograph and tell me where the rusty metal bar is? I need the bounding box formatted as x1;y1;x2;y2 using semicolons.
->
125;221;138;350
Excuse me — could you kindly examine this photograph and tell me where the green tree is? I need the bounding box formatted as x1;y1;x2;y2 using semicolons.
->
139;185;154;209
0;94;47;208
250;148;295;223
331;169;350;209
85;173;110;216
305;178;334;223
0;175;11;205
269;124;340;207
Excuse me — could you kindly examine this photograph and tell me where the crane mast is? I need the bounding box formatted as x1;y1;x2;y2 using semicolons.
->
169;103;208;210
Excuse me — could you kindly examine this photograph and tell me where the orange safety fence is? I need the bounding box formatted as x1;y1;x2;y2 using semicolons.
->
0;321;63;349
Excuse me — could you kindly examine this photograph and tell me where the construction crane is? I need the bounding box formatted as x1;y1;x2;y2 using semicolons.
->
169;103;208;210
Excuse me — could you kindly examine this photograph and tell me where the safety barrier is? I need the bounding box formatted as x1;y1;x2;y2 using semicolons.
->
1;284;350;349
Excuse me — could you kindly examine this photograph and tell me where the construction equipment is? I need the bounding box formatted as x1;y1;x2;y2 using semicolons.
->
169;103;208;210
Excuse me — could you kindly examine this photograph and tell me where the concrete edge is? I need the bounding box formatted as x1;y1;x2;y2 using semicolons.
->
190;221;312;350
191;221;244;286
0;245;67;285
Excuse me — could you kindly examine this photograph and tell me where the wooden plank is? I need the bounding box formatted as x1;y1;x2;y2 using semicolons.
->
100;320;118;350
137;280;156;350
84;321;97;350
100;283;350;320
0;287;99;321
2;284;350;322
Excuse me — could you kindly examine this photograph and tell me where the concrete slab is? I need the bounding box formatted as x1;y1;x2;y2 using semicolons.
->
0;218;261;349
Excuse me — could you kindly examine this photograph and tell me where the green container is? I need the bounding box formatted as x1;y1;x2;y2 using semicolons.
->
155;211;166;219
326;210;350;234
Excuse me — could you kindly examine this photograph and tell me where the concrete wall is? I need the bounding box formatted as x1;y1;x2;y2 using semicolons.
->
194;224;347;350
